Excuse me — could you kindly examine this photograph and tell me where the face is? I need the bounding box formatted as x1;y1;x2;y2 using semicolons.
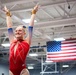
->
15;26;26;40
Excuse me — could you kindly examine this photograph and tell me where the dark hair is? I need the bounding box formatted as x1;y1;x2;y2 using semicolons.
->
23;26;26;28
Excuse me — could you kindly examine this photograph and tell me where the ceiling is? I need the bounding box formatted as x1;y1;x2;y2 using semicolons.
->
0;0;76;71
0;0;76;46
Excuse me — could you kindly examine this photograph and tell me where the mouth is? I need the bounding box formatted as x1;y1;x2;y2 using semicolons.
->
15;33;20;35
15;33;21;36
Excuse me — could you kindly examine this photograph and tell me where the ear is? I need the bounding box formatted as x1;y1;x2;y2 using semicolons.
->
24;32;26;35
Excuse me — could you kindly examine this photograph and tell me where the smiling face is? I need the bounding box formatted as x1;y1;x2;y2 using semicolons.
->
15;26;26;40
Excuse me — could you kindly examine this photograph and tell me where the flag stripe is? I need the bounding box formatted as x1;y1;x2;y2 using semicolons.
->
62;40;76;43
46;56;76;62
47;53;76;57
47;50;76;54
61;43;76;46
47;56;76;60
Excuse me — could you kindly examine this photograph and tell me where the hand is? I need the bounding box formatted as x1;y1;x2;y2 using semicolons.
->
33;3;40;12
4;6;9;12
4;6;12;17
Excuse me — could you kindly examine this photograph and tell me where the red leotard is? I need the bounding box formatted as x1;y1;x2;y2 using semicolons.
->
9;40;29;75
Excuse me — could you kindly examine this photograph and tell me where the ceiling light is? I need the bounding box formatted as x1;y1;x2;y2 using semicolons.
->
2;43;10;47
28;66;34;69
45;61;53;63
22;19;37;23
29;53;38;56
62;65;69;68
27;64;34;66
54;38;65;41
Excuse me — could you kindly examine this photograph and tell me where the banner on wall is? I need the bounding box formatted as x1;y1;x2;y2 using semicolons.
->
46;38;76;62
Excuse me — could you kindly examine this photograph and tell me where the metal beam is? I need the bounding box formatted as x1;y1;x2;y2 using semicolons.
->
35;17;76;28
58;5;70;17
2;0;76;7
2;0;41;6
0;17;76;29
41;9;54;19
2;0;76;13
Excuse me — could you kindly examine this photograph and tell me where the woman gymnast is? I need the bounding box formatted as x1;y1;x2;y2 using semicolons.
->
4;4;39;75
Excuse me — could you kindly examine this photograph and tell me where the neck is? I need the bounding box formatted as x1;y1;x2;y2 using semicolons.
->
16;37;24;41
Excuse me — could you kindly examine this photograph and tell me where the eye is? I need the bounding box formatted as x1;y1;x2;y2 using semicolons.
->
15;30;17;32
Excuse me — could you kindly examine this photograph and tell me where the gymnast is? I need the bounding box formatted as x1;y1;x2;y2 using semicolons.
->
4;4;39;75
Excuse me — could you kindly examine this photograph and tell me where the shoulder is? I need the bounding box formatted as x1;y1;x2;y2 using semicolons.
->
10;39;17;44
24;39;30;46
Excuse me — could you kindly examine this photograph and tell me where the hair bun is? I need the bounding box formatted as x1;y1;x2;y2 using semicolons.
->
23;26;26;28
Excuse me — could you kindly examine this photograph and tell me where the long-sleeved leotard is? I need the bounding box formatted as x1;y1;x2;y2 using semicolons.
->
10;40;29;75
8;26;33;75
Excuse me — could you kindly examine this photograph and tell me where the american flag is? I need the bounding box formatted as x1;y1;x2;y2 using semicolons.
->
46;39;76;62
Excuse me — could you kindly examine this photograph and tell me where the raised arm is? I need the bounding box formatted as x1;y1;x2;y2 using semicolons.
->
4;6;14;43
26;4;39;45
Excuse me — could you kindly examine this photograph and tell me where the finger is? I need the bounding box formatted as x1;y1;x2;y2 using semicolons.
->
4;6;9;12
36;3;41;9
4;6;7;10
3;6;7;11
